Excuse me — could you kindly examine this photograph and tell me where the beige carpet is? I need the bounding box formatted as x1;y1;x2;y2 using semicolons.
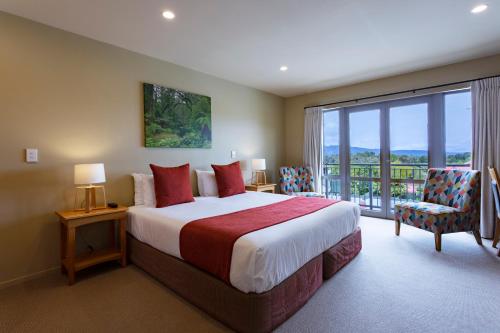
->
1;217;499;333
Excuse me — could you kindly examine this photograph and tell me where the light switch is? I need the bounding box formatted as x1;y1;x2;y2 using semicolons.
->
230;150;237;159
26;148;38;163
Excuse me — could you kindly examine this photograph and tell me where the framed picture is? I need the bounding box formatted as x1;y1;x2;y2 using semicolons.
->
143;83;212;148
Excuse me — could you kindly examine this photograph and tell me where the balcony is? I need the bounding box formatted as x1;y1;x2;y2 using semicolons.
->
322;163;470;212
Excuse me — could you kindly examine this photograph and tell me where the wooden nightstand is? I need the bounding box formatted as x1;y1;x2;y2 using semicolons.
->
245;183;276;193
55;206;128;285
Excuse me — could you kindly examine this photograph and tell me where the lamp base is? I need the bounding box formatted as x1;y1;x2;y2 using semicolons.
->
252;171;267;185
74;185;107;213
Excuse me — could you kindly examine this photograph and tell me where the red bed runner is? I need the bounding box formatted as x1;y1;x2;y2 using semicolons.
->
179;196;338;284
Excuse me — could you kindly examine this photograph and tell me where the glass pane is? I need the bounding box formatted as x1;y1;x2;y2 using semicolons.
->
349;110;381;211
389;103;428;211
322;110;341;199
445;91;472;169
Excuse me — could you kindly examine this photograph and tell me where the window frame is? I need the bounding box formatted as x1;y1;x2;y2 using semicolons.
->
321;87;472;218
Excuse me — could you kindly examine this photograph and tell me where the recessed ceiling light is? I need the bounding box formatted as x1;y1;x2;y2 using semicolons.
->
471;4;488;13
280;66;288;72
162;10;175;20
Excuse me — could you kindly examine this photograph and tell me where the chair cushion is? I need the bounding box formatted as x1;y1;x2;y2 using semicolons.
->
396;201;461;215
395;202;479;234
287;192;325;198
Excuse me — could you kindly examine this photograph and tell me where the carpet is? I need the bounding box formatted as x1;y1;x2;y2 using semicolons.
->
1;217;499;332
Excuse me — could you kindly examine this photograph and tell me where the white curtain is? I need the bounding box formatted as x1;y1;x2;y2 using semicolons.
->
472;77;500;238
304;107;323;192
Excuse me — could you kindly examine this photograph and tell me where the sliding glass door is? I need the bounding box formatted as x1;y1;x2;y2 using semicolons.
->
348;106;384;216
388;98;429;214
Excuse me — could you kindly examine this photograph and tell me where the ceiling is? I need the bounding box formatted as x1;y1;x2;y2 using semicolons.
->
1;0;500;97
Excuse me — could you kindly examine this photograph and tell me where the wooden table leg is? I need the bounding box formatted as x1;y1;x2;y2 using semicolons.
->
67;226;76;285
60;221;67;273
119;217;127;267
109;220;116;249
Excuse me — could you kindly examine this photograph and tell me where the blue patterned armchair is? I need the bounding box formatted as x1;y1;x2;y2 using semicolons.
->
394;168;482;251
279;166;324;198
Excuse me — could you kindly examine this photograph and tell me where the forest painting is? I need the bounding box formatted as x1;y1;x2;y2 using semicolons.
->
144;83;211;148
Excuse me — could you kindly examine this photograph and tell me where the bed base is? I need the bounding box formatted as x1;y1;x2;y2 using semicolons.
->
127;227;361;333
323;227;362;279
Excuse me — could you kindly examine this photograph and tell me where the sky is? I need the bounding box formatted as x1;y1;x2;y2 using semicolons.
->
323;91;471;153
445;91;472;153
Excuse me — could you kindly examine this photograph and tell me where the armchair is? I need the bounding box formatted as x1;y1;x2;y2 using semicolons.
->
279;166;324;198
394;168;482;251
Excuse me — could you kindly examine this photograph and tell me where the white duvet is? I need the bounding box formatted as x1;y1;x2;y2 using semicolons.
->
128;191;360;293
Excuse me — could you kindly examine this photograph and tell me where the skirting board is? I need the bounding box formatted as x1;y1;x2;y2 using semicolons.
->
0;266;59;290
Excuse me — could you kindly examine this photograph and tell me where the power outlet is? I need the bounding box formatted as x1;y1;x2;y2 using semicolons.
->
26;148;38;163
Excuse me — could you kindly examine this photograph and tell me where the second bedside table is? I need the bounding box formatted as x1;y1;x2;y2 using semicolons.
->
245;183;277;193
55;206;128;285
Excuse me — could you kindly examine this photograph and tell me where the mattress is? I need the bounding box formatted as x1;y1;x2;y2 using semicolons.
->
128;191;360;293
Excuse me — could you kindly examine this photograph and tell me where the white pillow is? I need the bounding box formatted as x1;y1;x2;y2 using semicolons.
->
132;173;145;205
196;170;218;196
142;174;157;207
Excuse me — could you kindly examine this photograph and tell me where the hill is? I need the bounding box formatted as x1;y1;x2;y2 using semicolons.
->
323;145;428;156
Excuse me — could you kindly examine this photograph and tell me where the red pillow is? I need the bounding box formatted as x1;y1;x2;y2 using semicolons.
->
211;161;246;198
150;163;194;208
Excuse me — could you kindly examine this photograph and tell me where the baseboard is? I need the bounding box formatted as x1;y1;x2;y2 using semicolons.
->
0;266;59;290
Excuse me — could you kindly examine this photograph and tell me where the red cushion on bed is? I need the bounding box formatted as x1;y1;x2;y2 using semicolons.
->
211;161;245;198
150;163;194;208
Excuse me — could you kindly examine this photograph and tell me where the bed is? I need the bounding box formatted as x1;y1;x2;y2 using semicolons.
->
127;191;361;332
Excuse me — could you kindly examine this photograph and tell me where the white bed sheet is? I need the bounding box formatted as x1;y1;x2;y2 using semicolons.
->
128;191;360;293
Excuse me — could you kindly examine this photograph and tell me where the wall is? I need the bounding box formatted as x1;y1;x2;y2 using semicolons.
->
284;54;500;165
0;12;284;285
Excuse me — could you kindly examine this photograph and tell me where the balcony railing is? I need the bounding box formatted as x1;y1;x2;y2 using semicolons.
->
322;163;470;211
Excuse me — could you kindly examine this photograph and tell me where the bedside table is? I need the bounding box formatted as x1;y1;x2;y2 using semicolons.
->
55;206;128;285
245;183;276;193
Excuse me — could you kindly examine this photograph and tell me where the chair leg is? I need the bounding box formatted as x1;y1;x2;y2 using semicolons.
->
434;232;442;252
472;230;483;246
395;221;400;236
493;218;500;248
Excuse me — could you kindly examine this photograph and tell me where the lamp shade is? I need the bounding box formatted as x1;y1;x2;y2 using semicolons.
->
74;163;106;185
251;159;266;171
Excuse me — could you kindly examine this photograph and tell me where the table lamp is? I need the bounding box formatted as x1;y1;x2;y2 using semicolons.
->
74;163;107;213
251;159;267;185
